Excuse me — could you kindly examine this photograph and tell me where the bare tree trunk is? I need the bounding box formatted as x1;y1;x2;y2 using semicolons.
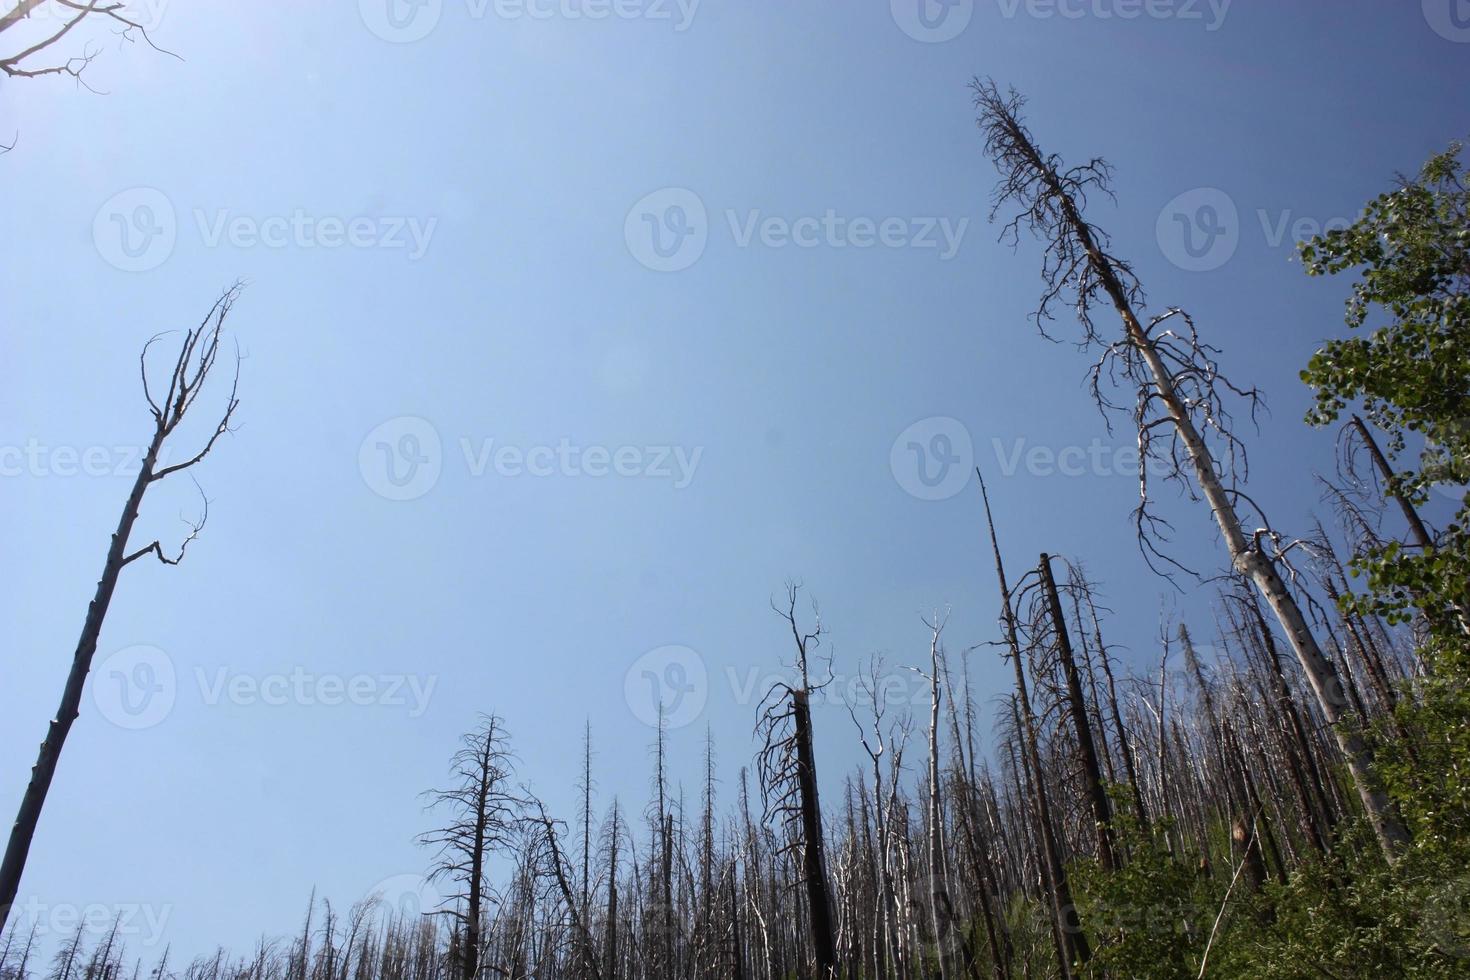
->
1351;415;1434;551
978;475;1089;972
792;689;837;978
973;83;1409;863
0;290;241;933
1039;555;1117;871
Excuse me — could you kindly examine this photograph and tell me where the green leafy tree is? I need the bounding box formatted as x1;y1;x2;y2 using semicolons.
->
1299;141;1470;635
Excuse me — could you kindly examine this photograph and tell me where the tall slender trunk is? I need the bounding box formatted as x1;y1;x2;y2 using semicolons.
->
983;97;1410;860
0;425;164;931
792;689;837;977
1039;555;1117;872
979;475;1090;971
1352;415;1434;550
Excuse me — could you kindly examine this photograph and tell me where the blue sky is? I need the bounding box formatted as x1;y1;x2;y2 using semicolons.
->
2;0;1468;961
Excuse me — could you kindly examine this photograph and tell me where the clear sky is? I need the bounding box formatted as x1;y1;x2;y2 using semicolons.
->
2;0;1468;962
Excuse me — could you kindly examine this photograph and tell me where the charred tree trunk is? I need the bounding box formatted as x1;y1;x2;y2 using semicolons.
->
1039;555;1117;872
979;476;1090;972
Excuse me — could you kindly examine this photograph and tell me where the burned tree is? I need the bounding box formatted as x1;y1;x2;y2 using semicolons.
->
972;80;1410;862
756;583;837;979
420;714;525;980
0;285;243;934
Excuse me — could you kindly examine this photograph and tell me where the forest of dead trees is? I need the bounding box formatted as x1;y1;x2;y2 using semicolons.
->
3;67;1468;980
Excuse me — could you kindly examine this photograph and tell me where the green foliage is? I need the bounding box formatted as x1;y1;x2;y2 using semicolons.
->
1072;809;1222;979
1299;141;1470;631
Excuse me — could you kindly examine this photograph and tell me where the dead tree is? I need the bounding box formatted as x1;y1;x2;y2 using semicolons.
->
528;797;605;980
977;473;1089;973
1038;554;1117;871
420;714;524;980
0;0;173;88
756;584;837;979
0;285;242;935
972;79;1410;863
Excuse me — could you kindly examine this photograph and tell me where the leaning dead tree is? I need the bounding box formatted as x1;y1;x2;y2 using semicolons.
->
977;472;1090;975
0;285;243;935
972;79;1410;862
756;583;837;979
